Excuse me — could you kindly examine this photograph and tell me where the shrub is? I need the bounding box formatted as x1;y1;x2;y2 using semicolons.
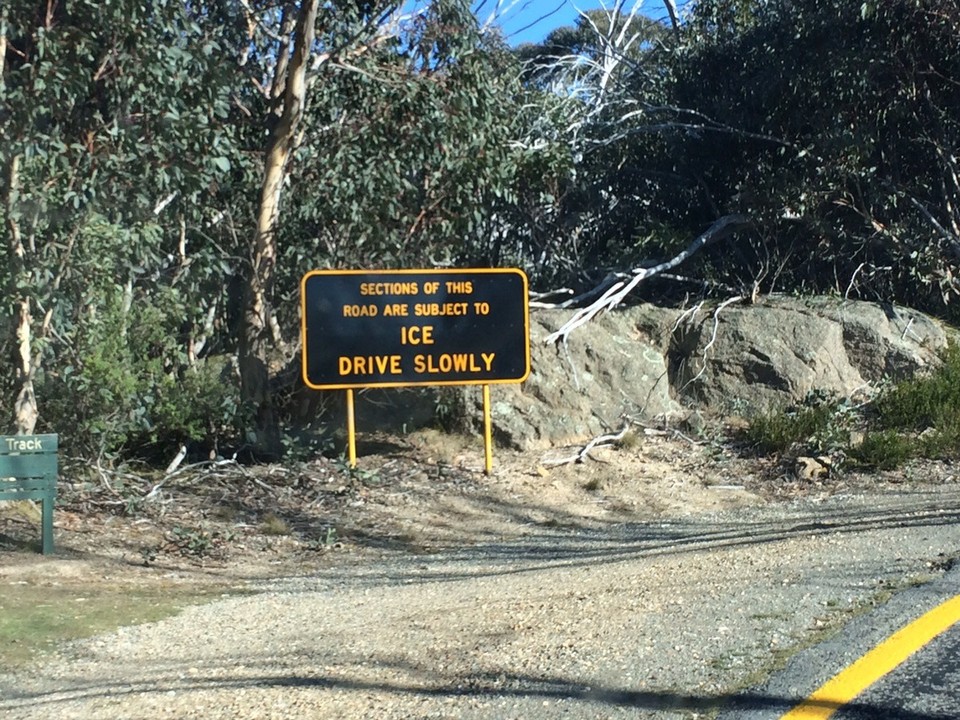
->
874;345;960;433
847;430;916;470
39;287;240;460
744;392;855;455
745;345;960;472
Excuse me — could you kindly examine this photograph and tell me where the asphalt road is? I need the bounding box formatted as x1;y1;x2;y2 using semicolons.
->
832;624;960;720
720;562;960;720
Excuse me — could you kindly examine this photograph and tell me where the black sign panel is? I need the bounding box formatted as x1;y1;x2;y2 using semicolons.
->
301;269;530;389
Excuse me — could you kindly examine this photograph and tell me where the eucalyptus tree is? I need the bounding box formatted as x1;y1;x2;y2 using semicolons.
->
513;0;960;329
510;3;689;290
0;0;575;458
1;0;249;452
238;0;575;456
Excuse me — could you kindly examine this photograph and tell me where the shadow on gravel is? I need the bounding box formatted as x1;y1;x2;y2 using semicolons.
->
1;667;951;719
297;494;960;587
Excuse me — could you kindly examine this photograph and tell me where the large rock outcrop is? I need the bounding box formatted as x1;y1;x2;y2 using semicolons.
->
480;308;685;449
670;304;861;412
672;296;948;414
474;296;952;450
342;296;953;451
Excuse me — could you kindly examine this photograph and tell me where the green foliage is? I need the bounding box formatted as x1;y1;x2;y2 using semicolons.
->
259;513;291;537
304;526;340;551
747;346;960;471
433;387;470;432
2;0;249;457
874;345;960;431
167;525;227;558
513;0;960;308
646;0;960;309
3;0;574;463
744;392;857;455
38;248;241;457
8;0;960;468
861;342;960;464
279;2;570;275
847;430;915;471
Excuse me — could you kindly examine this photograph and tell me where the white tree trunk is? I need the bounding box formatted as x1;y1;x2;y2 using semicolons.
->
13;300;38;436
239;0;319;456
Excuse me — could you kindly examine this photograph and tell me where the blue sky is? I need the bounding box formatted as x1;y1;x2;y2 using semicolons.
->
483;1;676;46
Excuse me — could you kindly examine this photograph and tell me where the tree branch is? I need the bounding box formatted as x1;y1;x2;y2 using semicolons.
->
542;421;632;467
545;214;751;345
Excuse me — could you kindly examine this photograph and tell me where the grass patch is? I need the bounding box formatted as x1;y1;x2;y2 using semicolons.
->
0;582;232;668
582;477;604;492
744;402;840;455
874;344;960;432
259;512;291;536
846;430;915;470
744;344;960;471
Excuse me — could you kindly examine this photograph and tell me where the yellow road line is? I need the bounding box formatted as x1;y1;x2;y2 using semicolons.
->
782;593;960;720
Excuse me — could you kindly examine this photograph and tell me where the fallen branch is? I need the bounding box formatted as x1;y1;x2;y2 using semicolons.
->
164;445;188;475
533;273;621;311
529;288;574;308
144;456;255;502
545;214;750;345
542;422;632;467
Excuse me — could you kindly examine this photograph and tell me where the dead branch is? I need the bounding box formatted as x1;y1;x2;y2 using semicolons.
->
542;422;632;467
672;300;705;332
681;294;745;391
534;273;621;311
164;445;188;475
545;214;750;345
528;288;574;308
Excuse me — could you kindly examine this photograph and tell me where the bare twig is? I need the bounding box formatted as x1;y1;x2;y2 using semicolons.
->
909;196;960;257
900;316;915;341
165;445;188;475
681;295;745;391
844;262;867;300
672;300;704;332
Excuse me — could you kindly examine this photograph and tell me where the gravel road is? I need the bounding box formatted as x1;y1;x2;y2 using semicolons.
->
3;485;960;720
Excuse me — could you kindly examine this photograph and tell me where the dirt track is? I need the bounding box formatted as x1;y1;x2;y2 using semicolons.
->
3;462;960;719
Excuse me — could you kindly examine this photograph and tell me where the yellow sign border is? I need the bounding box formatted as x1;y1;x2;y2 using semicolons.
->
300;268;531;390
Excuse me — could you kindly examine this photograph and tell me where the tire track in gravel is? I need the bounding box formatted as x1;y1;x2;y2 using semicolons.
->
3;488;960;720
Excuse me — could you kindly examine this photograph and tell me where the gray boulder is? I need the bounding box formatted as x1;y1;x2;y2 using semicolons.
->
672;296;950;414
336;296;953;452
478;308;684;449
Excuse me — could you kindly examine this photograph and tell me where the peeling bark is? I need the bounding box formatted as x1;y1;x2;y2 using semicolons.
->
0;7;8;86
239;0;319;458
14;299;37;435
5;155;38;435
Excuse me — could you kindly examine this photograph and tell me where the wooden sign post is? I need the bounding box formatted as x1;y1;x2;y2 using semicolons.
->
300;269;530;473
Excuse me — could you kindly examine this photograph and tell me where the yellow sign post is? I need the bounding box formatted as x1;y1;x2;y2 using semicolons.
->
482;384;493;474
345;388;357;468
300;269;530;473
